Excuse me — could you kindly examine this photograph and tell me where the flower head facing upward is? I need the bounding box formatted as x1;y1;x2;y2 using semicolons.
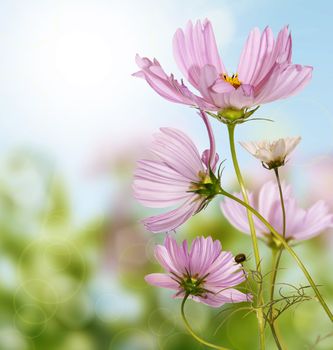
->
240;136;301;169
221;181;333;246
145;236;251;307
133;116;220;233
134;20;313;121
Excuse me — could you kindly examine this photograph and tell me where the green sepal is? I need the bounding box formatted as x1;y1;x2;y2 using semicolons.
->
206;105;261;125
188;164;224;213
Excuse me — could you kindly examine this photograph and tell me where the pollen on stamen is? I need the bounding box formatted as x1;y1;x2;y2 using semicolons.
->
221;73;242;89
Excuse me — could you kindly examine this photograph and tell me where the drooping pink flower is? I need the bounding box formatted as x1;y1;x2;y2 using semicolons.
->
134;20;312;114
145;235;251;307
133;112;220;233
221;181;333;244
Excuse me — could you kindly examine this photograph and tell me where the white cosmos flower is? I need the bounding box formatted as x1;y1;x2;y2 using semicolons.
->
239;137;301;169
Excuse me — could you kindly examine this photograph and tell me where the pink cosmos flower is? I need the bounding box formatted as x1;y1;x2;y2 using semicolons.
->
221;181;333;244
133;112;220;233
145;235;251;307
134;20;312;113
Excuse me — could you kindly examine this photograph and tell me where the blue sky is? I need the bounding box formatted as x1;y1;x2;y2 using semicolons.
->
0;0;332;220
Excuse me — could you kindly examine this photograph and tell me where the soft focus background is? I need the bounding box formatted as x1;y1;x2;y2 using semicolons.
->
0;0;333;349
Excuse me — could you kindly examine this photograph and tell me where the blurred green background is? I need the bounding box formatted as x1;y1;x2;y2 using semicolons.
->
1;0;333;349
0;148;332;350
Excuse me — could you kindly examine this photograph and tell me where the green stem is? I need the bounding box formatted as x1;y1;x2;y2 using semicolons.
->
269;169;286;307
181;295;230;350
269;249;283;314
227;124;262;269
269;248;284;349
227;124;266;349
268;168;286;349
220;189;333;322
274;168;286;239
269;322;283;350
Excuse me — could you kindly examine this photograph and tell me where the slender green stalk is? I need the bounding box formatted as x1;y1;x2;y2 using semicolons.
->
181;295;230;350
227;124;266;349
269;248;284;349
269;322;283;350
269;169;286;305
269;249;283;316
274;168;286;238
227;124;262;269
269;249;277;303
219;189;333;322
268;168;286;349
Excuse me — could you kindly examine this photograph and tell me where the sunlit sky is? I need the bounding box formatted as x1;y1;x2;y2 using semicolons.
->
1;0;332;221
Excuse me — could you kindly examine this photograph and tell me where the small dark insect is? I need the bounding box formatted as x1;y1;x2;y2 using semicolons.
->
235;253;246;264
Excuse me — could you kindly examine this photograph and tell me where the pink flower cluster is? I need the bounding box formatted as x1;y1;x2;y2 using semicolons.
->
132;19;331;310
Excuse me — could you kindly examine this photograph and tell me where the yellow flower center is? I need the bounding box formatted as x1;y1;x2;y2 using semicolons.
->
222;73;242;89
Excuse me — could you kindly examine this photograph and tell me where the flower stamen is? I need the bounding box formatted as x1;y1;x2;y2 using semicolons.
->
222;73;242;89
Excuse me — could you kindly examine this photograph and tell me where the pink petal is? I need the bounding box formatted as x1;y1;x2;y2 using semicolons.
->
220;193;266;237
165;235;189;275
237;27;262;84
292;200;333;241
238;26;292;88
173;20;225;90
205;252;246;287
145;273;179;290
133;182;192;208
134;54;212;109
197;64;221;107
189;236;221;276
133;159;192;208
154;245;181;274
201;149;219;171
142;197;201;233
211;79;235;94
153;128;204;179
196;288;251;308
255;64;313;104
135;161;190;187
214;84;255;110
